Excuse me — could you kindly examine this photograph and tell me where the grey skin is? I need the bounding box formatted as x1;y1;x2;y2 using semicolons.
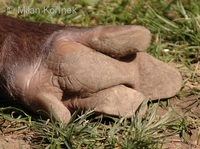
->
13;26;182;124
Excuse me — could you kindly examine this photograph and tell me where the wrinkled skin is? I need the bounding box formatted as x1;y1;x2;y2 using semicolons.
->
0;15;182;124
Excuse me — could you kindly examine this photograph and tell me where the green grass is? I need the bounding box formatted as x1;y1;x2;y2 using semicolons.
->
0;102;178;148
0;0;199;148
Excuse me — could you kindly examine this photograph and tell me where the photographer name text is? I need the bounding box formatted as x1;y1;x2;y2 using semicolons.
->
7;6;77;14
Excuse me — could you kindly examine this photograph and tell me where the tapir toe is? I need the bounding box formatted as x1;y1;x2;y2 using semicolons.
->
136;52;182;100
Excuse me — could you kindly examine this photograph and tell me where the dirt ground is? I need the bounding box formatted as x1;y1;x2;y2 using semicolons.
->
0;135;30;149
159;96;199;149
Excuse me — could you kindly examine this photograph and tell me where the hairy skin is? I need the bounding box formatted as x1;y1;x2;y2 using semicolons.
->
0;15;182;124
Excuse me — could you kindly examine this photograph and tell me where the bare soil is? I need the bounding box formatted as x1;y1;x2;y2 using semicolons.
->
159;96;200;149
